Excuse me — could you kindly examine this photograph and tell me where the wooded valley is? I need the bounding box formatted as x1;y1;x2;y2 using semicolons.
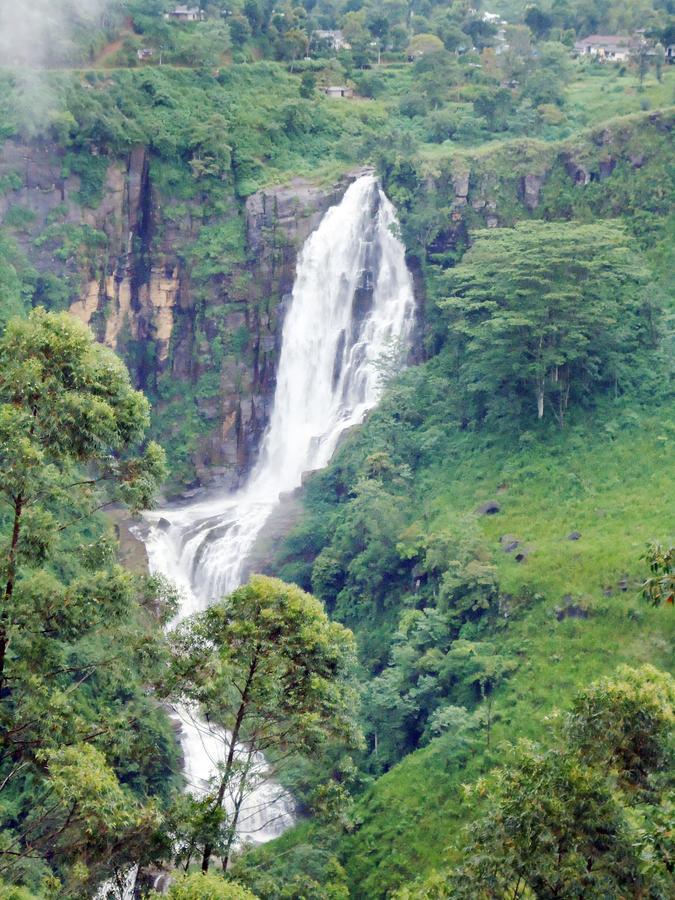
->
0;0;673;897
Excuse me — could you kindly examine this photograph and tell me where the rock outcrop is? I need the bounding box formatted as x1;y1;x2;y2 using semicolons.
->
0;139;369;489
409;109;673;258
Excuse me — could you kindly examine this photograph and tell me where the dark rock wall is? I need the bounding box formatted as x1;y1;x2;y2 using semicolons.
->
0;140;369;488
394;109;673;257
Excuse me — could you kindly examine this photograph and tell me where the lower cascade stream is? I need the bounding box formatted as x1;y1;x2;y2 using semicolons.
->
142;173;416;858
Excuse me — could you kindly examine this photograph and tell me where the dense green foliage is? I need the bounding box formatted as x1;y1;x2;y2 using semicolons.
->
153;872;257;899
0;311;177;895
399;665;674;898
0;0;673;896
442;221;654;425
163;575;361;872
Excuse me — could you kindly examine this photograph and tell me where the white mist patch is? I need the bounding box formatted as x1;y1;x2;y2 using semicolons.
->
0;0;115;67
143;174;416;842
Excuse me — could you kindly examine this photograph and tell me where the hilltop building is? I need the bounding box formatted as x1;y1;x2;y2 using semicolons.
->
165;6;203;22
313;30;350;51
573;34;634;61
322;85;353;98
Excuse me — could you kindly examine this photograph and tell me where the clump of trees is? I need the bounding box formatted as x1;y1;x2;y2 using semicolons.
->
400;664;675;899
0;310;173;894
442;221;653;426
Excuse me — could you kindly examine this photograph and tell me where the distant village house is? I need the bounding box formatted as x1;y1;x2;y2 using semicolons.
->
573;35;634;61
165;6;203;22
322;86;353;98
137;48;154;60
314;29;350;51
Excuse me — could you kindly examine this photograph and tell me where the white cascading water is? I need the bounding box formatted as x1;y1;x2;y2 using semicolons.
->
142;173;416;853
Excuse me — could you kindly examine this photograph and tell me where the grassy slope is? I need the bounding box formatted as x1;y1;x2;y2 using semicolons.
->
338;406;674;896
565;65;675;125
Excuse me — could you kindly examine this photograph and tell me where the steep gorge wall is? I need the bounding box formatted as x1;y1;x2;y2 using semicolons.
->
0;138;364;490
390;108;673;260
3;109;669;490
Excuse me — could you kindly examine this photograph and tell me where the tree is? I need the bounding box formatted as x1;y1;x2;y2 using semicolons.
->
158;872;258;899
414;49;462;108
0;309;165;690
407;33;444;57
633;40;652;85
442;222;650;426
446;742;649;899
435;20;469;52
243;0;265;35
524;6;554;39
522;40;572;107
0;309;169;890
277;27;309;67
229;15;252;48
366;10;390;64
300;70;317;98
654;42;665;82
390;23;409;52
0;235;32;328
188;114;232;179
14;744;156;889
473;86;514;131
462;18;497;51
565;664;675;788
407;666;674;899
172;21;231;68
164;575;362;872
342;11;373;67
641;543;674;607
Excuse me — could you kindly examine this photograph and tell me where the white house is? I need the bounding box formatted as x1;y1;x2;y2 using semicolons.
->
165;6;203;22
573;34;634;61
322;85;353;98
313;30;350;51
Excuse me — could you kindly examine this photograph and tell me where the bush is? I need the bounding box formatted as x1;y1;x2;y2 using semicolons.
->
399;92;428;118
160;873;258;900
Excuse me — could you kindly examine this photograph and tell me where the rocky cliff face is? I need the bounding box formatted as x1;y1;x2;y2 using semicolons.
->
0;138;367;490
0;141;173;365
396;108;673;258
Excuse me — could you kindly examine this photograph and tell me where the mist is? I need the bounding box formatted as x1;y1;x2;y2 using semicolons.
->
0;0;119;68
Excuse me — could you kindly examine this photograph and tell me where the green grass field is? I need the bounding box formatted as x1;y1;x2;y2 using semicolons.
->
566;63;675;124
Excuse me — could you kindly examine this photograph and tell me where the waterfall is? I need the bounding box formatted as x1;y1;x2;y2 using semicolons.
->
142;174;416;853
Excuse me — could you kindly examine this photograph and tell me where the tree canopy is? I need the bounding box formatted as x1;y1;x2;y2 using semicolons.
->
442;221;653;426
404;665;674;899
0;309;172;894
164;575;362;872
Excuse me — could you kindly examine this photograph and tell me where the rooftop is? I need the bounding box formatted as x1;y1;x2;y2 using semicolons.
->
575;34;633;47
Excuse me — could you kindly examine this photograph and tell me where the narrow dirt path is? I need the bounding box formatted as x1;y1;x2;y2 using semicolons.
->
93;36;127;67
